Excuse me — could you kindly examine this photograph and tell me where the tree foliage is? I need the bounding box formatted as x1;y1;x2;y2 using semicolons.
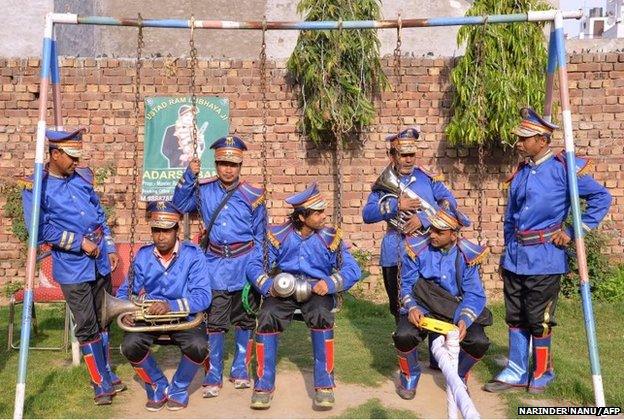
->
446;0;550;148
287;0;388;145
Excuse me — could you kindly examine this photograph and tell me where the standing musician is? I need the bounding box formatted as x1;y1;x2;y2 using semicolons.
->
21;128;124;405
172;135;266;398
362;127;461;324
246;183;362;410
484;108;611;394
116;202;211;411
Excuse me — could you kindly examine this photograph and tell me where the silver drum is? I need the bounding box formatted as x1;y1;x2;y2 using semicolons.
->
272;272;296;298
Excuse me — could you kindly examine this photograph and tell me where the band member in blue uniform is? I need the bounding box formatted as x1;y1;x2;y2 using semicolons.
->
484;108;611;394
21;128;123;405
394;206;491;400
172;135;266;398
117;202;211;411
246;183;361;410
362;127;460;323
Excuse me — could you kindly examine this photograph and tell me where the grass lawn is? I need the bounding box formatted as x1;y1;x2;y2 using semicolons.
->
474;299;624;418
0;296;621;418
333;398;419;418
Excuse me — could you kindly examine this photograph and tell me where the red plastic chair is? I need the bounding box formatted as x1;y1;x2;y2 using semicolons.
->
6;243;144;352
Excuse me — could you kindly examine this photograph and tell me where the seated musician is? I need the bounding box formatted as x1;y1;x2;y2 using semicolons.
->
116;201;211;411
392;205;491;400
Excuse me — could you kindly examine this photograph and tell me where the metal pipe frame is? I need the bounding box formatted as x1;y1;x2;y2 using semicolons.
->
47;9;582;29
15;7;606;420
551;11;605;408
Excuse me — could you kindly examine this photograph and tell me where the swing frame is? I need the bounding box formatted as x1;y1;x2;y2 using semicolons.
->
15;9;605;419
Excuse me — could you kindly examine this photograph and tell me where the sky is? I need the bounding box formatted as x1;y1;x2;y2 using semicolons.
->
562;0;608;37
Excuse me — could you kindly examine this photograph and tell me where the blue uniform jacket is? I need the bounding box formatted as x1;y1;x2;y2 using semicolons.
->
172;168;266;291
362;167;459;267
502;151;612;275
400;235;488;329
246;222;362;296
116;241;212;315
21;167;116;284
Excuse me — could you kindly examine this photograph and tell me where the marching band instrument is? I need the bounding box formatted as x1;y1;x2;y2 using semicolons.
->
372;165;437;234
101;291;204;333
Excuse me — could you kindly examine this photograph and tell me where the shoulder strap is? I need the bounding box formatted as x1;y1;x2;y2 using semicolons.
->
455;246;464;299
202;183;239;251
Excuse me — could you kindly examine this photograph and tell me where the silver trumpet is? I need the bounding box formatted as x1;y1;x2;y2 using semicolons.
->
372;165;437;235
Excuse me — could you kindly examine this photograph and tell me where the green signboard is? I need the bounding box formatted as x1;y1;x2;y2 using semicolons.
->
142;96;229;201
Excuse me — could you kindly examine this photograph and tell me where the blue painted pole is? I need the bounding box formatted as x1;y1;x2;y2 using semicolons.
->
553;11;605;407
13;15;54;420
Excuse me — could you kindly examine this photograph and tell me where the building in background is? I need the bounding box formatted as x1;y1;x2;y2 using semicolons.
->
578;0;624;38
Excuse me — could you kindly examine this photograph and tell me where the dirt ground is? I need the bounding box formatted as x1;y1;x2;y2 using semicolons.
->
115;365;508;419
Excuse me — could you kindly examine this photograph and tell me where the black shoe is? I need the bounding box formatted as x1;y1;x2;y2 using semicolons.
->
528;386;546;395
166;399;186;411
482;380;519;393
250;391;273;410
145;399;167;412
313;388;335;409
112;381;127;393
94;394;113;406
396;386;416;400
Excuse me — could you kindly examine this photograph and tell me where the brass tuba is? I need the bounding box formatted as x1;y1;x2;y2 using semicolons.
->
100;291;204;333
372;165;437;234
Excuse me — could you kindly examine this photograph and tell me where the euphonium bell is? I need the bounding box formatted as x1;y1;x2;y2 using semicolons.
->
100;291;204;333
371;165;437;234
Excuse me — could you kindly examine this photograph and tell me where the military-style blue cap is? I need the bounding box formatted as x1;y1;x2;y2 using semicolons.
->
430;205;471;231
147;201;181;229
385;127;420;154
210;135;248;163
46;128;86;158
285;182;327;210
512;107;559;138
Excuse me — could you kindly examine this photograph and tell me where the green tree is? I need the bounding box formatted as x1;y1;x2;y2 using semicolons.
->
446;0;550;148
287;0;388;146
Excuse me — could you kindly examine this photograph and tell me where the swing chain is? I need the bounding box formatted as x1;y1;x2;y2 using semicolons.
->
477;143;485;247
128;14;144;296
189;15;199;161
393;13;403;132
259;19;270;273
393;14;404;317
188;15;204;240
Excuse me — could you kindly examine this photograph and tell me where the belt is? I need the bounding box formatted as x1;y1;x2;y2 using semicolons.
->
516;225;562;245
208;241;254;258
84;226;104;244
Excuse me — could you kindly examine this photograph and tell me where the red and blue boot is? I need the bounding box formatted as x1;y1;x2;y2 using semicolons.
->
202;330;225;398
312;328;336;409
166;355;205;411
250;332;279;410
396;346;421;400
230;328;253;389
458;348;481;385
484;327;530;393
101;330;126;393
80;335;115;405
131;352;169;411
528;334;555;394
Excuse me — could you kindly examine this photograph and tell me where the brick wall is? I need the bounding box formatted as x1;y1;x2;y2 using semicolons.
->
1;53;622;299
